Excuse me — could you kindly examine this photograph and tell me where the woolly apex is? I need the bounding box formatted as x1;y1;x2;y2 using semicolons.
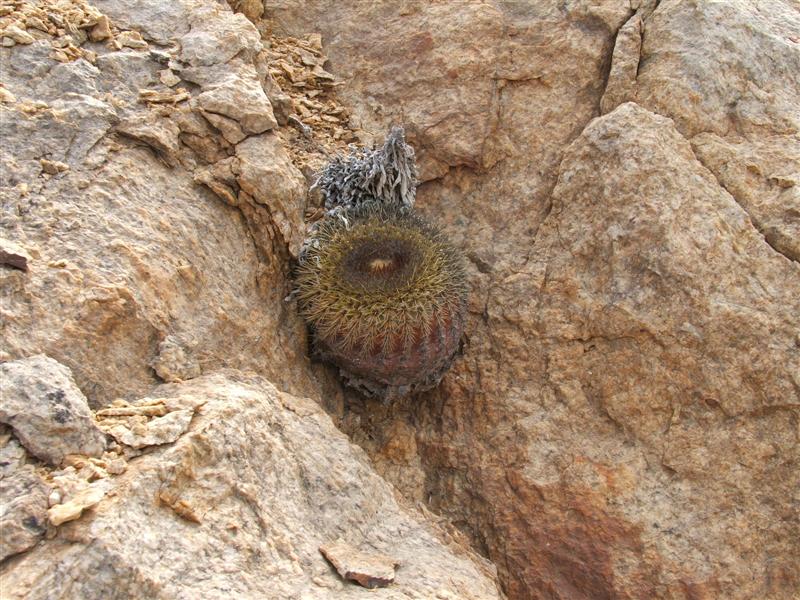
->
314;126;418;212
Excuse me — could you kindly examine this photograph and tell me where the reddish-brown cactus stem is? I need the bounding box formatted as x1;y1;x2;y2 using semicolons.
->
294;202;467;398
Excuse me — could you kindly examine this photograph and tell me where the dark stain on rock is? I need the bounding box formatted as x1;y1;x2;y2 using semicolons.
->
409;31;434;55
47;390;72;423
22;515;44;533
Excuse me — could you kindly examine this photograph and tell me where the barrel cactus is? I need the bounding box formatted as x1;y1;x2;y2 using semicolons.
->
295;128;467;399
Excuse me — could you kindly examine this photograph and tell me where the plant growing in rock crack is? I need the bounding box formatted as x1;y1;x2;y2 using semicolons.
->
294;128;468;400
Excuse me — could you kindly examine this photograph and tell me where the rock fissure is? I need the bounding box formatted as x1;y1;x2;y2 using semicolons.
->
687;138;800;266
597;5;638;115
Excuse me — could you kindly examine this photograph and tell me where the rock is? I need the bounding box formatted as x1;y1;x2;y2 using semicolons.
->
0;465;50;560
0;237;31;271
88;15;112;42
178;9;261;67
200;109;247;144
0;11;315;406
47;481;110;526
95;50;160;102
271;1;629;179
158;68;180;87
690;133;800;264
196;66;278;135
193;157;240;204
151;336;202;383
0;93;117;180
599;12;642;114
630;1;800;272
235;133;307;255
0;86;16;103
411;102;797;600
105;408;194;449
39;158;70;175
97;403;168;418
115;30;148;50
0;427;27;477
273;3;800;599
635;0;800;139
38;60;102;99
229;0;265;23
91;0;192;45
319;540;399;589
116;113;181;166
2;0;798;598
138;88;189;104
50;94;119;165
0;41;53;97
516;102;799;597
1;373;503;599
0;356;107;465
2;25;36;45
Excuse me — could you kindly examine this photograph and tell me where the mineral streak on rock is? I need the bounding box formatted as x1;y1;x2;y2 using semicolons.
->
295;201;468;399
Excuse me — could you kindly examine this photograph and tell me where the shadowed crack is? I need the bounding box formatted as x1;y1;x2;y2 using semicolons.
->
597;6;637;114
684;138;800;266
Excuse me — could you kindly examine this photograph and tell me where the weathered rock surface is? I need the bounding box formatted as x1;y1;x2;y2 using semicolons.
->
47;480;110;526
0;466;50;561
149;336;202;383
0;0;315;406
0;372;503;600
0;355;107;465
608;0;800;265
0;237;31;271
272;0;632;181
272;2;800;599
3;0;799;599
0;428;51;561
320;540;399;589
103;407;194;449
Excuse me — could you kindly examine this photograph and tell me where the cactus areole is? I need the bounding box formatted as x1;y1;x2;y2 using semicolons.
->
295;202;467;399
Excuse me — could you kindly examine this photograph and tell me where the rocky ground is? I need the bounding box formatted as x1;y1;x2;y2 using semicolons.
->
1;1;798;599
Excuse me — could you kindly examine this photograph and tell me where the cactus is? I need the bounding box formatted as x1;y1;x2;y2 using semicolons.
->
295;201;467;399
296;128;467;399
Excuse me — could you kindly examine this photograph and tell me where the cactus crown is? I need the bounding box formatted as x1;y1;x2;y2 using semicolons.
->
295;201;467;356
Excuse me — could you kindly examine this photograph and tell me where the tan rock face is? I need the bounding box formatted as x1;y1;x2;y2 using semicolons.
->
1;373;503;600
609;0;800;266
272;2;800;599
0;2;504;597
2;0;798;599
272;0;631;180
0;0;315;406
0;355;107;465
0;443;50;561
